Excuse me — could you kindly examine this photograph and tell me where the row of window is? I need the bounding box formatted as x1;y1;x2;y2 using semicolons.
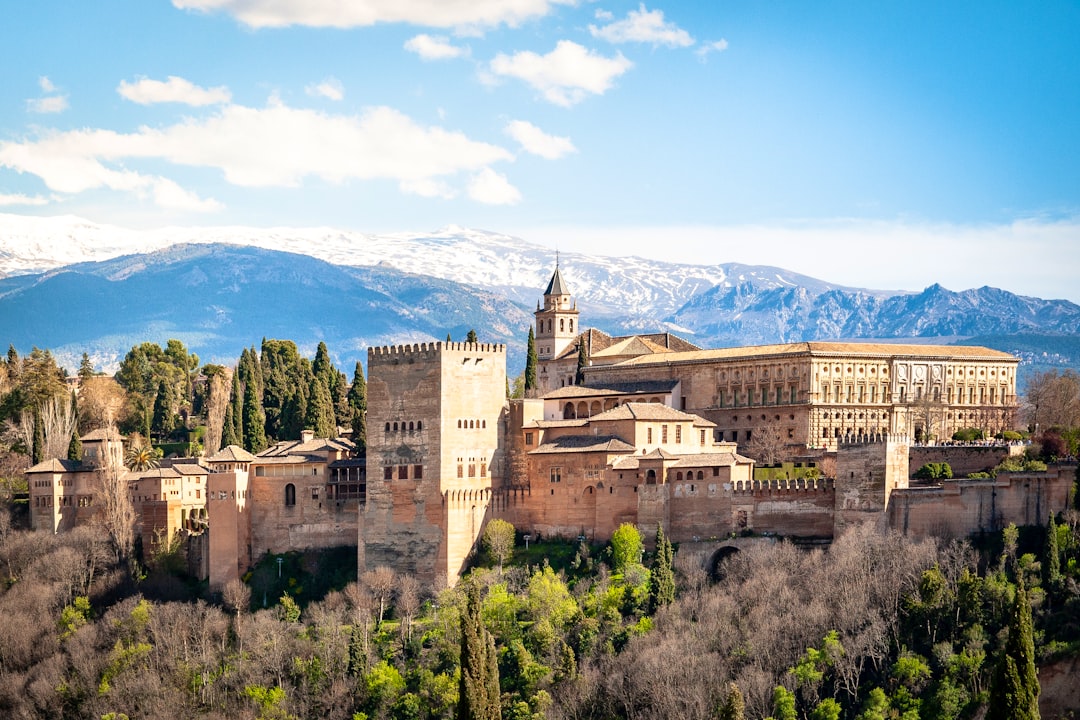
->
538;317;574;335
34;495;93;508
385;420;424;433
644;424;688;444
718;386;800;407
384;464;425;481
457;419;487;429
456;463;487;479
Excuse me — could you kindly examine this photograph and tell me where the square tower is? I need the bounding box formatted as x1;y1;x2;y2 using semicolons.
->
534;265;580;361
363;341;506;586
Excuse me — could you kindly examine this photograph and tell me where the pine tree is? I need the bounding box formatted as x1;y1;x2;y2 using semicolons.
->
305;376;336;439
716;681;746;720
347;361;367;452
242;377;268;453
524;327;538;395
575;339;587;385
466;329;478;344
458;581;501;720
312;341;334;389
649;523;676;613
78;352;95;382
987;578;1040;720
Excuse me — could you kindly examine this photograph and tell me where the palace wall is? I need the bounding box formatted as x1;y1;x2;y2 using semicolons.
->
888;467;1073;539
248;470;358;557
909;444;1024;478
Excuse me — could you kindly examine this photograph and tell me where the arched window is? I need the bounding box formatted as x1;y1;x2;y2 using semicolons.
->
469;419;474;429
676;472;683;481
458;419;462;428
560;318;565;332
646;469;657;485
417;421;422;431
385;422;390;432
570;319;574;332
285;483;296;507
564;402;576;419
697;471;704;480
409;421;414;432
393;422;398;431
482;420;487;428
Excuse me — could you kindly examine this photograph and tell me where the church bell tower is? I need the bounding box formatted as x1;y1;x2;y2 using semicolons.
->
535;262;579;361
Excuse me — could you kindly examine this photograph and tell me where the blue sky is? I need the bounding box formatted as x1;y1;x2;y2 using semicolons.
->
1;1;1078;301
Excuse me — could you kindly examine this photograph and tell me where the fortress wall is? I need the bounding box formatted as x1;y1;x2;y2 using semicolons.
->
207;471;250;593
889;467;1073;539
835;435;909;531
909;444;1023;478
248;471;358;557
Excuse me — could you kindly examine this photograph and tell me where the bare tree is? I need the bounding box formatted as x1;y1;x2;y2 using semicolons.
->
96;427;136;574
745;424;787;466
203;367;231;457
77;376;127;433
1023;369;1080;431
395;574;421;646
361;565;397;628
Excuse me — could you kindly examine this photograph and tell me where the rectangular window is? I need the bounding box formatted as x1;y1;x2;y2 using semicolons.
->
524;432;534;446
195;489;200;499
468;464;476;478
480;463;487;477
550;467;561;483
311;487;320;500
662;425;668;443
384;466;393;480
718;389;724;407
457;464;463;478
398;465;408;480
675;425;682;443
413;465;423;479
700;429;706;444
647;427;653;443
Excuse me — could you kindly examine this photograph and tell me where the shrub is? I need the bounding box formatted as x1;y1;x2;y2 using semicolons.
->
914;463;953;480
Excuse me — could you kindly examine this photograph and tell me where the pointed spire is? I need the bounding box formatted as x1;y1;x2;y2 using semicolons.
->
544;265;570;296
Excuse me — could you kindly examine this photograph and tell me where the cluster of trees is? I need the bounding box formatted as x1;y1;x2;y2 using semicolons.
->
0;338;369;487
1024;370;1080;460
2;493;1078;719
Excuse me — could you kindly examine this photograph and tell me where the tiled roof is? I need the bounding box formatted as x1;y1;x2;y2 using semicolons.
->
588;402;716;426
81;428;123;441
610;341;1017;367
171;463;210;475
258;437;352;458
544;266;571;296
670;452;749;467
27;458;81;473
530;435;635;455
542;379;680;400
207;445;256;462
136;467;182;479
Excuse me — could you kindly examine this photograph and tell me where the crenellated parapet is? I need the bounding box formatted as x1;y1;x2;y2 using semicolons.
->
731;477;835;495
368;341;506;363
837;433;910;447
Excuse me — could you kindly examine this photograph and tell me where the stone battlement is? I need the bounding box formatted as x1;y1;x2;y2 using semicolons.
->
368;341;506;362
731;477;835;494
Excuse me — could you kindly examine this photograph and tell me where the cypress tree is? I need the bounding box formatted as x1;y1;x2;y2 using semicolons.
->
524;327;538;395
242;378;268;453
458;581;501;720
575;339;588;385
312;341;334;389
222;369;242;448
151;379;174;438
348;361;367;452
31;406;44;464
305;376;336;439
1045;513;1061;590
466;329;478;344
67;390;82;461
987;579;1040;720
649;523;676;613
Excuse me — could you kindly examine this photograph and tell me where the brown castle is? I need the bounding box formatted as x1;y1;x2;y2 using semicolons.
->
27;264;1074;591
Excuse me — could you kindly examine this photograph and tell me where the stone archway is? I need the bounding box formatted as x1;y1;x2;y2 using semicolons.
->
708;545;740;581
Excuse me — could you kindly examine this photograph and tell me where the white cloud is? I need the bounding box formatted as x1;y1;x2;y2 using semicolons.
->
589;4;693;47
594;9;613;21
38;76;57;93
400;177;456;199
306;78;345;101
695;39;729;60
404;34;469;60
118;76;231;106
0;101;514;210
489;40;632;107
505;120;576;159
0;193;49;207
467;167;521;205
172;0;574;30
27;95;69;114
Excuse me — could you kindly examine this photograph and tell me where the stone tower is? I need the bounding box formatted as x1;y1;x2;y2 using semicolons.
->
534;263;579;362
834;433;910;532
361;341;507;587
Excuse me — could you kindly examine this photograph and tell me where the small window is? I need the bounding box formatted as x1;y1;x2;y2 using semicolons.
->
398;465;408;480
311;487;320;500
285;483;296;506
550;467;562;483
525;431;534;445
647;427;653;443
468;464;476;478
480;463;487;477
385;423;391;432
662;425;668;443
413;465;423;479
384;466;393;480
417;421;422;430
675;425;682;443
457;464;463;479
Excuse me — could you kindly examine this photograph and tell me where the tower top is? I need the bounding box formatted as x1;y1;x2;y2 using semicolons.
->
544;265;571;297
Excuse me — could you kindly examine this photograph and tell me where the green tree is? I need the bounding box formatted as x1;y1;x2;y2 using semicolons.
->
312;341;334;389
716;681;745;720
304;376;335;439
809;698;841;720
770;686;797;720
1045;513;1061;590
348;361;367;452
78;352;95;381
67;390;82;461
466;329;478;344
611;522;643;573
222;369;242;448
32;406;44;464
482;518;515;572
987;578;1040;720
648;523;676;613
575;340;587;385
243;377;268;453
524;327;538;395
458;581;501;720
151;379;175;438
125;444;160;472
